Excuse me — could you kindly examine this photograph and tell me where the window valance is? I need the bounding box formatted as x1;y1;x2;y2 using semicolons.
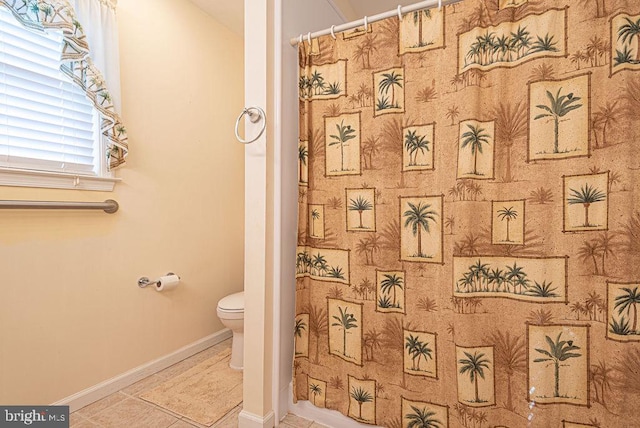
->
0;0;128;169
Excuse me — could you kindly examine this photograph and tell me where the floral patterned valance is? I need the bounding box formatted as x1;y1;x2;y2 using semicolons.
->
96;0;116;11
0;0;128;170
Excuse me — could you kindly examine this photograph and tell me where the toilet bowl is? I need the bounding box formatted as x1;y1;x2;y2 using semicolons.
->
216;291;244;370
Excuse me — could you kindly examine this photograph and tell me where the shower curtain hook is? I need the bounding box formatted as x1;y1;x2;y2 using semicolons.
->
330;25;337;39
438;0;442;9
298;34;303;45
397;5;403;20
307;32;312;46
363;15;368;31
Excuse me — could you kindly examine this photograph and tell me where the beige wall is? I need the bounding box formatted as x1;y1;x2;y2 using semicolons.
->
329;0;358;20
0;0;244;404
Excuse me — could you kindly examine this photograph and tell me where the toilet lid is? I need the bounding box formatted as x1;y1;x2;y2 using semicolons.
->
218;291;244;312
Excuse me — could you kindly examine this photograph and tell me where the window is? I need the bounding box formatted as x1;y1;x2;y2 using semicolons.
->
0;6;118;191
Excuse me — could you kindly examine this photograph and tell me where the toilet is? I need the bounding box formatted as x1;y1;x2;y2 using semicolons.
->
216;291;244;370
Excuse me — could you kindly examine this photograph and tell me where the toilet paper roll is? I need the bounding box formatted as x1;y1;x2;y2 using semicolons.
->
155;274;180;292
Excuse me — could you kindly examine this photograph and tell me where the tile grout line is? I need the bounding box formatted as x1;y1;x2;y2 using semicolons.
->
130;394;190;421
69;412;99;428
73;391;128;421
75;413;105;428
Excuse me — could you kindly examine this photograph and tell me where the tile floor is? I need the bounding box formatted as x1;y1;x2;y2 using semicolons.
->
69;338;324;428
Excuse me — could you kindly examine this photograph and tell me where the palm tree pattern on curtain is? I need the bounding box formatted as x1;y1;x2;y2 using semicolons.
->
294;0;640;426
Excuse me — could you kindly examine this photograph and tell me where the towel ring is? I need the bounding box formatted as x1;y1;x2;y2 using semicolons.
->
307;32;312;46
235;107;266;144
363;15;368;31
330;25;336;39
397;5;403;20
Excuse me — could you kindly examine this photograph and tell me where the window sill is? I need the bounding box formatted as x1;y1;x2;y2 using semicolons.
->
0;168;121;192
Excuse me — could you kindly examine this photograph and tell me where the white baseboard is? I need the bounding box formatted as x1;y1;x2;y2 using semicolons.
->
52;329;232;412
238;409;275;428
287;383;381;428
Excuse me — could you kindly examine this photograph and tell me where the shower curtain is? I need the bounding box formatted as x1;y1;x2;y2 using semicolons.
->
294;0;640;426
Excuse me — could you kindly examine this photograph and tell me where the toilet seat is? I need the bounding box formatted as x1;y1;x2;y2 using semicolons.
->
217;291;244;312
217;308;243;320
215;291;245;370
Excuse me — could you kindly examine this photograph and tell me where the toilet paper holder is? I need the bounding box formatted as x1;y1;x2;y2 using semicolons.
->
138;272;179;288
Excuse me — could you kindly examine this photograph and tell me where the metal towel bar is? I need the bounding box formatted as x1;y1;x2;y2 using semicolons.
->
0;199;119;214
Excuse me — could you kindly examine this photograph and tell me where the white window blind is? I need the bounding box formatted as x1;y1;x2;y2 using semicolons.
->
0;7;100;176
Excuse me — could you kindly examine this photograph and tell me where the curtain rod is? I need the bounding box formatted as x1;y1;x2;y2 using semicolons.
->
289;0;464;47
